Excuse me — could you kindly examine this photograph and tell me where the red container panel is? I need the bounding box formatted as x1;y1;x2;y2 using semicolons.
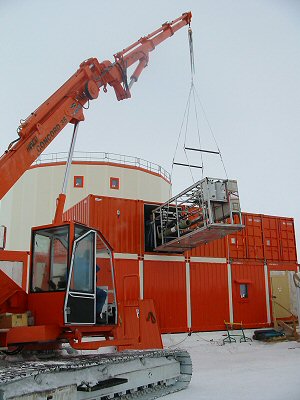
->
231;262;268;327
190;262;229;331
113;259;140;301
188;237;227;258
143;260;187;333
278;218;297;262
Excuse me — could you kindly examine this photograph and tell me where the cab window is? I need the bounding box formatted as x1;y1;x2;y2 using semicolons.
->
69;232;95;293
31;226;69;292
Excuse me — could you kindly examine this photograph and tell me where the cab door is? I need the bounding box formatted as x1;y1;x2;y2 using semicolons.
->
64;230;96;324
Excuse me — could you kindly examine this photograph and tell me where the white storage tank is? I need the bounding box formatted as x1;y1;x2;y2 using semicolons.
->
0;151;171;251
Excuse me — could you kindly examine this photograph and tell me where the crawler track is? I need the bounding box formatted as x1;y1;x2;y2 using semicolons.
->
0;349;192;399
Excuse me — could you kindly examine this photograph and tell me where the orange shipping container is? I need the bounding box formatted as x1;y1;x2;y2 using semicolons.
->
64;195;144;254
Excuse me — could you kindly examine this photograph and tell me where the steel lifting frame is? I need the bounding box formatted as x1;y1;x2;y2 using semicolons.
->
152;177;244;253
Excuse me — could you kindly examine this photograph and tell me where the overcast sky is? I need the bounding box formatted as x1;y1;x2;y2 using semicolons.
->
1;0;299;253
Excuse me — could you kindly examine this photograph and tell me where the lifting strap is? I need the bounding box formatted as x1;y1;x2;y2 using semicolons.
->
188;27;195;78
171;26;228;183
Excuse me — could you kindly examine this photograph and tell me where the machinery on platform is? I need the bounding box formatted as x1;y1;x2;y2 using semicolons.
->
0;13;193;400
152;177;243;252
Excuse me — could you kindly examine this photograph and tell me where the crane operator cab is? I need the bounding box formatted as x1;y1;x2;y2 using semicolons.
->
30;222;117;326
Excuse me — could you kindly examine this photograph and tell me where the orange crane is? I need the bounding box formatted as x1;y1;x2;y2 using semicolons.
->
0;13;192;400
0;12;191;203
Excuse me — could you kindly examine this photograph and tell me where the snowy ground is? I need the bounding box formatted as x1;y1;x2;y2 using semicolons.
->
1;330;299;399
162;330;300;400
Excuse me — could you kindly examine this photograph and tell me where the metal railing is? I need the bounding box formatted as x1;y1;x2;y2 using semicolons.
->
34;151;171;181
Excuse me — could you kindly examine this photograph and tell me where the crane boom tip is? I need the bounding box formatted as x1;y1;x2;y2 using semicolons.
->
183;11;192;25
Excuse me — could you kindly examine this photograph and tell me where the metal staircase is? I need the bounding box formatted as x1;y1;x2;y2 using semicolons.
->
272;299;299;341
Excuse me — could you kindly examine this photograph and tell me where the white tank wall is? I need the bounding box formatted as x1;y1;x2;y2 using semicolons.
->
0;161;171;251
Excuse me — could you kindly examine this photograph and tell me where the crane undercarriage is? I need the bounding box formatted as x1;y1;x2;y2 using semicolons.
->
0;349;192;400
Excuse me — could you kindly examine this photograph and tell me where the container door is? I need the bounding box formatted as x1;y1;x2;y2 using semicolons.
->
190;262;229;331
64;230;96;324
143;260;187;333
270;271;291;319
231;263;267;326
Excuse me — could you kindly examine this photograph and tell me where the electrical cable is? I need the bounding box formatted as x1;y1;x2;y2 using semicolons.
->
166;334;189;348
192;331;224;346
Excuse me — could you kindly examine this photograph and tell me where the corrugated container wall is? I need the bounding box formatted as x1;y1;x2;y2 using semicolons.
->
188;237;227;259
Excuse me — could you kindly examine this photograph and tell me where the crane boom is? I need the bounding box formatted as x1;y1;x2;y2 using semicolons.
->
0;12;191;201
